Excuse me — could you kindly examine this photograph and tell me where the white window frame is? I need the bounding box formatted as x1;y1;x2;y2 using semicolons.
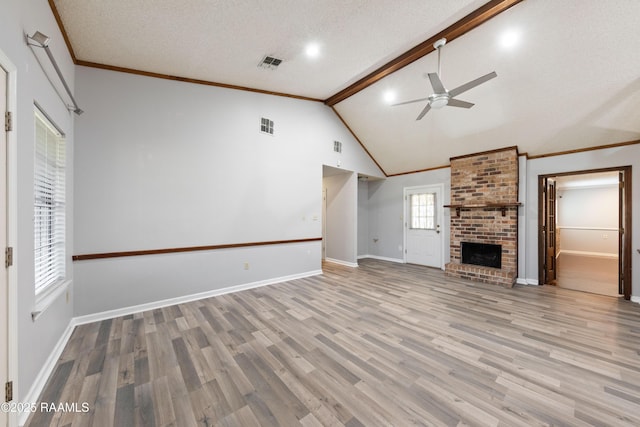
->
33;107;67;304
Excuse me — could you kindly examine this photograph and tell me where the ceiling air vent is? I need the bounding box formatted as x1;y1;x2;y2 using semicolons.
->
260;117;274;135
334;140;342;153
258;55;283;70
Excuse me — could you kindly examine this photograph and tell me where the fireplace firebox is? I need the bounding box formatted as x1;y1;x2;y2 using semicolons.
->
461;242;502;269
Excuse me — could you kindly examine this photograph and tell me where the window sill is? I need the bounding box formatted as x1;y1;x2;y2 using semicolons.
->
32;280;71;322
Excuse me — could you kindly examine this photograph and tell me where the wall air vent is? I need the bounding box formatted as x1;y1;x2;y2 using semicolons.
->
258;55;283;70
333;140;342;153
260;117;274;135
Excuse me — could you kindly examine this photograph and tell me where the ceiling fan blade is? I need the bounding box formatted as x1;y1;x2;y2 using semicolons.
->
391;97;429;107
448;71;497;98
447;98;474;108
416;103;431;120
428;73;446;94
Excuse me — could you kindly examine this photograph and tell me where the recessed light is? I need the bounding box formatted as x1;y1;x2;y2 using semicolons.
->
500;30;520;49
305;43;320;58
383;90;396;104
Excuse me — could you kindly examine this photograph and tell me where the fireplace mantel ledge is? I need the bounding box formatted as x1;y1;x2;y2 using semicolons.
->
444;202;522;217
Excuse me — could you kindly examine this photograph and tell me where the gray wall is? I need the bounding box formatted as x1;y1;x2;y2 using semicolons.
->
73;66;383;315
323;171;357;265
363;167;452;262
359;147;639;299
0;0;76;403
524;145;640;292
357;180;369;257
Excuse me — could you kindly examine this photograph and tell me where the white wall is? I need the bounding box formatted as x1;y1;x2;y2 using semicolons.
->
557;185;618;256
0;0;76;407
73;66;383;316
524;145;640;297
323;171;357;265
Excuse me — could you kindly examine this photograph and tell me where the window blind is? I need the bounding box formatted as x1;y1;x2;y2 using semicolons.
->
34;109;66;294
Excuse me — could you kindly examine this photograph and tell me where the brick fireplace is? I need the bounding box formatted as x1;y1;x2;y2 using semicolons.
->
445;146;519;287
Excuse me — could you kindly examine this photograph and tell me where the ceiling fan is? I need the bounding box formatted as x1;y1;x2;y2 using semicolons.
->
392;38;497;120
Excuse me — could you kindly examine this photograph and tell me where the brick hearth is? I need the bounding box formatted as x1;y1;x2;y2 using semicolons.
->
445;147;519;287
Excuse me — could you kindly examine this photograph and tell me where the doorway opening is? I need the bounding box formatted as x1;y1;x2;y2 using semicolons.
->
322;165;358;267
538;167;632;299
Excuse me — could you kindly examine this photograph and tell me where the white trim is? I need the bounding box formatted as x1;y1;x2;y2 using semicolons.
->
32;280;71;321
18;320;76;427
74;269;322;326
517;278;539;286
324;258;359;268
1;47;18;427
557;250;617;259
631;296;640;304
358;254;405;264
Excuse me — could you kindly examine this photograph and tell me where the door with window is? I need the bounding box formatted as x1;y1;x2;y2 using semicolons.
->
405;185;443;268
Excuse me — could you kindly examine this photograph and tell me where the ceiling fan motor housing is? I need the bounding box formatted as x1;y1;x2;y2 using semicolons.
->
429;93;449;109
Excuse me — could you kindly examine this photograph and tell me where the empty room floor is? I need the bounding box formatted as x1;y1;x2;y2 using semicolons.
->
26;259;640;426
556;252;619;297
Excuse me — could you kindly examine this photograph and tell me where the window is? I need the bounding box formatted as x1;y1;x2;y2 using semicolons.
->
410;193;436;229
34;108;66;295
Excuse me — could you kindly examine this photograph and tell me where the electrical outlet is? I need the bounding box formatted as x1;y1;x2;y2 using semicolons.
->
244;262;249;270
603;234;608;239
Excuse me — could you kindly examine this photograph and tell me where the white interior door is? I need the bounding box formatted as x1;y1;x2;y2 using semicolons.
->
1;64;8;423
405;185;443;268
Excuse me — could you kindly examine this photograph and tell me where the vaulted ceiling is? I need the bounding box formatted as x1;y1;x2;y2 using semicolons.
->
52;0;640;176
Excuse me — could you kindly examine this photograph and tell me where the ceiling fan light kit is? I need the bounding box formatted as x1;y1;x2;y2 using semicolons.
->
392;38;497;120
429;94;449;109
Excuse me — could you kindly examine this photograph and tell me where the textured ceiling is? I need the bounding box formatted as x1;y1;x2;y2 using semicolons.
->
53;0;485;100
53;0;640;175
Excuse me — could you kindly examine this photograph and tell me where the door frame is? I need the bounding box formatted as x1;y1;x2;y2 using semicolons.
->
403;183;445;269
1;47;18;426
538;166;632;300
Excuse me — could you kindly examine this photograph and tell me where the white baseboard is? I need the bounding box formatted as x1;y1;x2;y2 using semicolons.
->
358;254;405;264
324;258;359;268
19;320;77;426
74;269;322;326
631;296;640;304
19;268;322;425
516;278;539;286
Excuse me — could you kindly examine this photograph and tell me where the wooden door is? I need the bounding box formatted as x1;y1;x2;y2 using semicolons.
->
619;168;632;300
542;178;557;285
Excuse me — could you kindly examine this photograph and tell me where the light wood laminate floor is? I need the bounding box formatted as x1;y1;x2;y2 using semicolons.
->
557;252;619;297
26;259;640;426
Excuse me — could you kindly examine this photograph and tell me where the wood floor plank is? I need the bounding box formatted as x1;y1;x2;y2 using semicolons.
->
25;259;640;426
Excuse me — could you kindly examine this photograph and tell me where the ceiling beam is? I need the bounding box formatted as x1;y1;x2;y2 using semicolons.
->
324;0;524;106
